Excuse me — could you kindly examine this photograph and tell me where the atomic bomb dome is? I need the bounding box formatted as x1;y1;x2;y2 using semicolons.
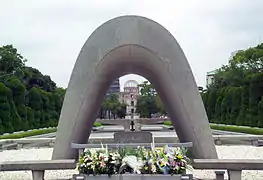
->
124;80;139;88
120;80;140;119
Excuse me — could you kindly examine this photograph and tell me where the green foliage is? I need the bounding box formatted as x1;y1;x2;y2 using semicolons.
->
202;42;263;127
136;81;166;118
93;122;102;127
101;93;127;119
0;45;66;134
0;45;26;74
116;103;127;119
0;82;13;133
163;121;172;126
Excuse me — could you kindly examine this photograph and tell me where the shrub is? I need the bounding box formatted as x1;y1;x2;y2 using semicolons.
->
94;122;102;127
164;121;172;126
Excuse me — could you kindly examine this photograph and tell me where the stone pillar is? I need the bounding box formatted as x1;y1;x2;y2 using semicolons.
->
123;121;130;132
17;144;23;149
228;170;242;180
215;170;225;180
134;120;141;132
251;139;259;146
215;139;222;145
32;170;44;180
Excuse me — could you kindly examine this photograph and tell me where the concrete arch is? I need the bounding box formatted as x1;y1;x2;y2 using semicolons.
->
52;15;218;160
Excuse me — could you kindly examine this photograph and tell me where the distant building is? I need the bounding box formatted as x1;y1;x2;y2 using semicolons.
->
106;79;120;96
206;51;239;87
119;80;140;119
206;70;217;87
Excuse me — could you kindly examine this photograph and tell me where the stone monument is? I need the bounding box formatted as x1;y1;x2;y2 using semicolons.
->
52;15;218;160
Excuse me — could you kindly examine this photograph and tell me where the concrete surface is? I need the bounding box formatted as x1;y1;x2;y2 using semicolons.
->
0;159;76;180
2;146;263;180
193;159;263;170
114;131;152;143
53;15;217;160
2;133;262;146
193;159;263;180
0;159;76;171
1;130;262;150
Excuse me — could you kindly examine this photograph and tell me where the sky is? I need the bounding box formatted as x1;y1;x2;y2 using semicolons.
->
1;0;263;91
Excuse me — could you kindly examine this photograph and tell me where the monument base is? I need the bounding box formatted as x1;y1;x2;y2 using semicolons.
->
114;131;152;144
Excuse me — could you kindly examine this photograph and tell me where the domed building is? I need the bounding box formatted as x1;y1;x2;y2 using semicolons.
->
119;80;140;119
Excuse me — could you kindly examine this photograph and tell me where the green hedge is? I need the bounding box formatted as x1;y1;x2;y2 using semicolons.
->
0;122;103;139
0;128;57;139
94;122;102;127
164;121;263;135
210;124;263;135
164;121;173;126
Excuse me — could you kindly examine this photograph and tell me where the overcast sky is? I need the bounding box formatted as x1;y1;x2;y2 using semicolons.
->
1;0;263;90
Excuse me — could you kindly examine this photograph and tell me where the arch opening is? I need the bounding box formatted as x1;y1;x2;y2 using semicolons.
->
52;15;217;160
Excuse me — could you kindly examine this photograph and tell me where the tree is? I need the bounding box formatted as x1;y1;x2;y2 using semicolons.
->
108;93;120;119
0;45;26;73
116;103;127;118
0;83;13;133
202;42;263;127
27;87;42;128
257;97;263;127
101;93;127;119
138;81;157;96
6;78;27;130
0;44;66;134
206;89;217;121
230;43;263;72
136;81;165;118
156;95;166;115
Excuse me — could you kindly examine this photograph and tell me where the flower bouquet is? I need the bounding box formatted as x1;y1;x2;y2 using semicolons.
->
78;146;122;176
77;144;192;179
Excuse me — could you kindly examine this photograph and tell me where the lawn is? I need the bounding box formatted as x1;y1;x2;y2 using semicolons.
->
0;122;102;139
164;121;263;135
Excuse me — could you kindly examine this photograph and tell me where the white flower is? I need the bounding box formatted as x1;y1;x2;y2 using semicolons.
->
122;155;144;174
84;148;89;153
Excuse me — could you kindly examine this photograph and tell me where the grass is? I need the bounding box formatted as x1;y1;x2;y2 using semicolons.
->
0;122;103;140
164;120;263;135
94;122;102;127
164;121;173;126
0;128;57;140
5;120;263;140
210;124;263;135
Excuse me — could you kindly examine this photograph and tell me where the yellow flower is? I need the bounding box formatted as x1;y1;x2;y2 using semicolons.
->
177;155;182;160
151;164;156;172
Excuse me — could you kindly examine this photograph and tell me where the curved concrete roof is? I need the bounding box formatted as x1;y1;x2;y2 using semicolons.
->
53;15;217;160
